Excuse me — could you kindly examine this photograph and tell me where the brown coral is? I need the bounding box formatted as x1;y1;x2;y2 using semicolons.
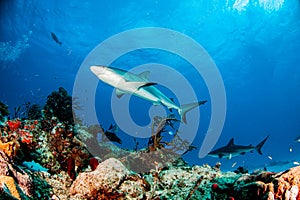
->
70;158;130;199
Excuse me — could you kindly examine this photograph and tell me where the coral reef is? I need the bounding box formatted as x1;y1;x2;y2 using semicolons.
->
1;88;300;200
44;87;74;125
0;175;21;200
70;158;130;199
0;140;19;158
0;151;33;199
0;100;9;122
27;104;42;120
69;157;300;200
0;118;90;180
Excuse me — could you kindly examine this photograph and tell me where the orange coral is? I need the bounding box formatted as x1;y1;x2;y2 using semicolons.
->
0;140;19;157
0;175;21;200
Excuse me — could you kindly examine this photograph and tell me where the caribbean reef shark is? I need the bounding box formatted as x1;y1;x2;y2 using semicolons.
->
208;135;269;159
90;66;207;124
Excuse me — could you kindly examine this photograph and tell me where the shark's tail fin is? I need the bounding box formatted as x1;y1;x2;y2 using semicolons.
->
256;135;269;155
179;100;207;124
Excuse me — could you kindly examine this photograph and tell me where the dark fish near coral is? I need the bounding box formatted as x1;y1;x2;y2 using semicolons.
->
51;32;62;45
104;131;122;144
208;136;269;159
108;124;119;133
104;124;121;144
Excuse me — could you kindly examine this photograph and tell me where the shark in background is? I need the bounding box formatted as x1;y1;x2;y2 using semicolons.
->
208;135;269;159
90;65;207;124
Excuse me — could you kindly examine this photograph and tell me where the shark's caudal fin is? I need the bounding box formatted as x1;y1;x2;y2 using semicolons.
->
255;135;269;155
179;100;207;124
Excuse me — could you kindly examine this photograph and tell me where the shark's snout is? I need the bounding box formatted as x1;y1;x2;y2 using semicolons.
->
90;65;106;76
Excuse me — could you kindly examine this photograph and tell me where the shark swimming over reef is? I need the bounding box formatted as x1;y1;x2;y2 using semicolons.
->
208;135;269;159
90;66;207;124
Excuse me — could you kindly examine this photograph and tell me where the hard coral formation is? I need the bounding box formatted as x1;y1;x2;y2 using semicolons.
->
44;87;74;125
0;151;33;199
36;121;90;177
70;158;130;199
27;104;42;120
0;140;19;157
211;166;300;200
0;100;9;122
69;156;300;200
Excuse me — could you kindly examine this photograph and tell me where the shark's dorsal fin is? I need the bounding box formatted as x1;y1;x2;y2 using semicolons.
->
115;89;127;98
138;71;150;81
227;138;234;146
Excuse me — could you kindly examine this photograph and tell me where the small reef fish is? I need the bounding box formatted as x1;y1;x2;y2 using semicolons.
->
22;161;48;172
95;124;121;144
294;135;300;142
90;66;207;124
108;124;119;133
293;161;300;165
168;131;174;135
268;155;273;160
208;136;269;159
231;162;237;168
104;130;122;144
51;32;62;45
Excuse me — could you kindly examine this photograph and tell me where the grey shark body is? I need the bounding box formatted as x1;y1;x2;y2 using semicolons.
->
90;66;207;123
208;136;269;159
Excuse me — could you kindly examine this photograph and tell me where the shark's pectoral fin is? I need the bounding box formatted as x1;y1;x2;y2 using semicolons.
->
125;81;157;90
138;71;150;81
137;82;157;89
115;89;127;98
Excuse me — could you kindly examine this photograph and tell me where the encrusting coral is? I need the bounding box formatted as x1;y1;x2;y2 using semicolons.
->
0;140;19;158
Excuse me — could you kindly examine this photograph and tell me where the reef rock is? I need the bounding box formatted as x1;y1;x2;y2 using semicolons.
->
0;151;33;199
69;158;130;199
211;166;300;200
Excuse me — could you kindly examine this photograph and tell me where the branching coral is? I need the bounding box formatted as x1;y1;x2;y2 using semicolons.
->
27;104;42;120
44;87;74;125
148;115;180;152
38;122;90;178
0;101;9;122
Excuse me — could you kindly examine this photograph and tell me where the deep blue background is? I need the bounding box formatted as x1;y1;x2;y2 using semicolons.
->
1;0;299;171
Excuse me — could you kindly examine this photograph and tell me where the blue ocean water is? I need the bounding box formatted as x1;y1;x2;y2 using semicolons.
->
0;0;299;171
